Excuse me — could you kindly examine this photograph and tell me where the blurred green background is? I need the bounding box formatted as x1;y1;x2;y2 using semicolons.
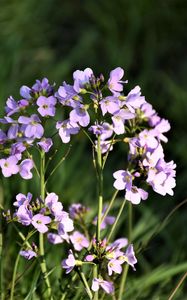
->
0;0;187;299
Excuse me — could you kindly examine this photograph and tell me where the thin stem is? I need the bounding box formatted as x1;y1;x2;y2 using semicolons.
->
13;224;32;248
118;265;129;300
102;134;116;170
101;190;118;224
96;136;103;242
83;129;95;146
10;229;35;300
128;203;132;243
10;251;20;300
107;199;126;243
118;202;132;300
93;264;98;300
77;269;93;300
45;145;71;185
168;271;187;300
39;150;53;299
95;136;103;300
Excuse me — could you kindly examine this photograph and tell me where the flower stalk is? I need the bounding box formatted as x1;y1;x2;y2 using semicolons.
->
118;202;132;300
39;150;53;299
96;136;103;242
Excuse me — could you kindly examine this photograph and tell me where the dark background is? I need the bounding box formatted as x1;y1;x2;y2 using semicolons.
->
0;1;187;299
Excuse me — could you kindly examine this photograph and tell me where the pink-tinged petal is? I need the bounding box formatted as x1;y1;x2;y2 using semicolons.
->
91;279;99;292
113;179;126;190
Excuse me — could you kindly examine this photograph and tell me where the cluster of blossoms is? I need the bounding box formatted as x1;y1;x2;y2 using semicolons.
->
0;68;176;201
10;192;137;294
60;204;137;295
12;192;73;257
0;67;176;297
0;78;56;179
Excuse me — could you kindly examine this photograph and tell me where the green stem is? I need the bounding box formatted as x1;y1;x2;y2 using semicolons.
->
10;251;20;300
93;136;103;300
118;202;132;300
45;145;71;185
77;270;93;300
168;271;187;300
101;190;118;224
10;230;35;300
96;136;103;242
107;199;126;243
39;150;53;299
93;264;98;300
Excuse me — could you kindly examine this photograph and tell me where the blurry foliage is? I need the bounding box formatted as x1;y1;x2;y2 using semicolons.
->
0;0;187;298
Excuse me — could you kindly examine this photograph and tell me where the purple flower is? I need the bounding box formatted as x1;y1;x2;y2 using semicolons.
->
56;119;80;143
0;156;19;177
70;105;90;127
13;192;32;207
124;86;145;113
140;102;160;127
147;165;176;196
121;244;137;271
5;96;19;116
8;124;19;140
36;96;57;117
112;109;135;135
61;250;76;274
57;211;74;235
16;205;33;226
108;259;123;276
85;254;96;262
20;249;37;260
108;67;127;94
113;170;133;191
151;119;171;143
106;238;128;260
100;96;120;116
91;278;114;294
18;114;44;139
73;68;93;93
0;117;20;140
45;192;63;217
107;238;128;252
69;203;88;219
37;138;53;152
143;144;164;169
11;142;26;159
56;82;82;107
32;214;51;233
125;186;148;204
139;129;158;149
89;122;113;140
47;233;68;244
70;231;89;251
45;192;59;206
19;159;34;179
5;96;29;116
20;86;32;100
32;78;54;95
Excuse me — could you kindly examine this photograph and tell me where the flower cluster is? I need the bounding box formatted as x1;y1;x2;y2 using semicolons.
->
1;67;176;298
12;192;73;255
55;67;176;204
61;237;137;294
0;78;56;179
